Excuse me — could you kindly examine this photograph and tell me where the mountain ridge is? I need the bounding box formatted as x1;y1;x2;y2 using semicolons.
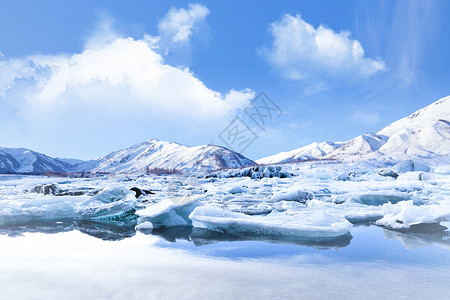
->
0;139;256;174
257;95;450;164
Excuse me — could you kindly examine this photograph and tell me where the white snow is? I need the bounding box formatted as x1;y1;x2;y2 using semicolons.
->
256;141;343;164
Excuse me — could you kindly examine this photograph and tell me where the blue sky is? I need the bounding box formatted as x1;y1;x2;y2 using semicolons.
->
0;0;449;160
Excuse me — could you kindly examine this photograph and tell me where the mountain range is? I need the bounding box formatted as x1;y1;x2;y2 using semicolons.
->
0;95;449;174
257;95;450;164
0;140;256;174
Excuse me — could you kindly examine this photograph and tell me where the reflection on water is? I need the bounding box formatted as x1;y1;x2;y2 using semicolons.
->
74;220;137;241
0;228;449;300
0;220;449;251
146;226;353;249
0;220;74;237
383;223;450;250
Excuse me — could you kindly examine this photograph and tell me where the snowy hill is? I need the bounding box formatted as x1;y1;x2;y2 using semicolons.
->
376;95;450;158
323;133;389;160
0;147;74;173
258;95;450;164
75;139;256;173
256;141;343;164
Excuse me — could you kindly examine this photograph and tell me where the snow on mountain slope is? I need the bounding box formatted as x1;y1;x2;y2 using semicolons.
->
0;147;73;173
376;95;450;158
75;139;256;173
256;142;343;164
323;133;389;160
257;95;450;164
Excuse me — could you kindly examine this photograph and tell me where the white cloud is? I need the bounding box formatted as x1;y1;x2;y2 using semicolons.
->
0;58;35;97
0;30;253;159
158;3;210;44
351;110;381;125
261;14;385;80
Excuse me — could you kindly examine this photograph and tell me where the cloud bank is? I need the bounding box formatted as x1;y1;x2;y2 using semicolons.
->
0;7;253;159
261;14;385;80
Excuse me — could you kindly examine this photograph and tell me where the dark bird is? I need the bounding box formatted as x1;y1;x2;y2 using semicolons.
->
130;187;156;198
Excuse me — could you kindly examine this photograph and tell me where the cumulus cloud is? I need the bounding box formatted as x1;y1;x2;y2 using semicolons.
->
0;23;253;159
158;3;210;44
261;14;385;80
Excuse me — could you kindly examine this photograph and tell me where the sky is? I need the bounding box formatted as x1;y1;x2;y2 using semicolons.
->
0;0;449;160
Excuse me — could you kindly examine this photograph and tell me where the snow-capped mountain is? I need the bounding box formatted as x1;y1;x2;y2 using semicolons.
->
0;147;74;173
258;95;450;164
376;95;450;158
74;139;256;173
256;141;343;164
3;95;448;173
323;133;389;160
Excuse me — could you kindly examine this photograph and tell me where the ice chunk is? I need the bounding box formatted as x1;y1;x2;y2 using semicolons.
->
334;171;360;181
136;221;153;231
392;160;430;173
213;165;291;179
397;172;438;181
377;169;399;178
0;194;84;226
271;187;314;203
332;191;422;206
376;201;450;230
307;200;384;223
74;187;136;220
137;195;202;228
189;207;352;239
228;202;273;215
227;185;247;194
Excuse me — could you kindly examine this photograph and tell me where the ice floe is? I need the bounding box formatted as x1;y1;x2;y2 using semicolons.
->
376;200;450;230
74;187;136;221
332;191;422;206
137;195;202;228
189;207;352;240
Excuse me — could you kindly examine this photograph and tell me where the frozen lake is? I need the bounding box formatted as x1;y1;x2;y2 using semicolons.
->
0;165;449;299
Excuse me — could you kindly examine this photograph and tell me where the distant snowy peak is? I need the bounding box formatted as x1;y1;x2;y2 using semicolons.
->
256;141;343;164
323;133;389;160
76;139;256;173
257;95;450;164
377;95;450;158
0;147;74;173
